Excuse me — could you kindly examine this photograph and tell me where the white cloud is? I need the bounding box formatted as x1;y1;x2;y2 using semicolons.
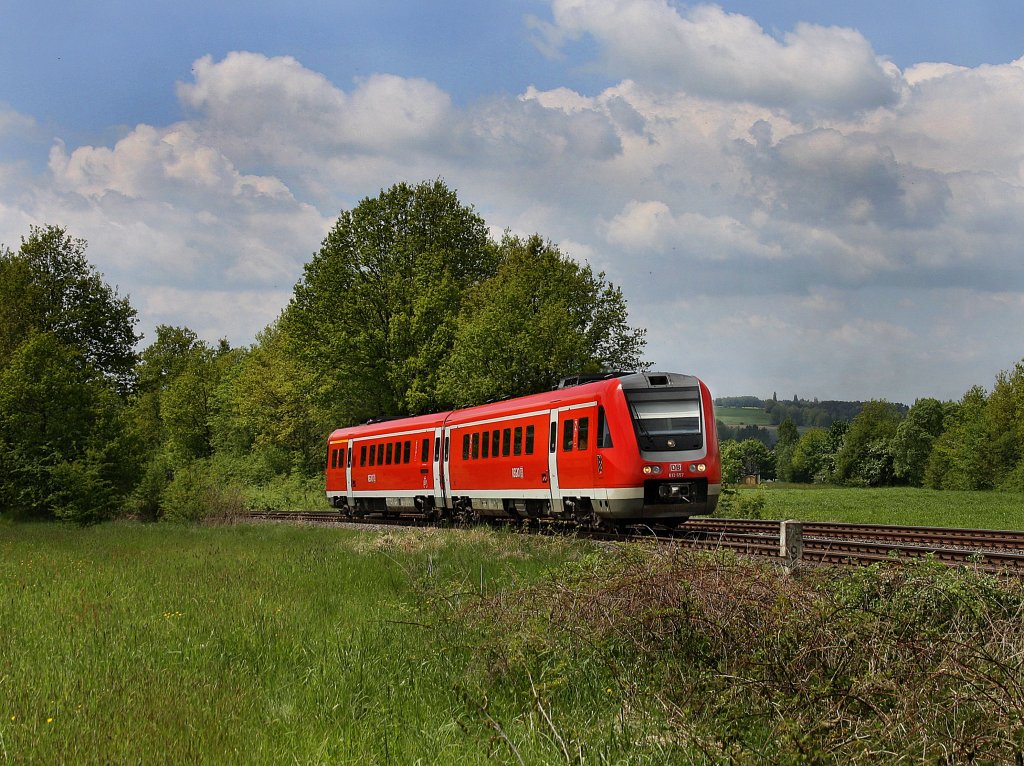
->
533;0;902;114
2;19;1024;400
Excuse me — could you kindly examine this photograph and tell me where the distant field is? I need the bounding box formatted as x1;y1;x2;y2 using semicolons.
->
715;405;774;426
727;484;1024;530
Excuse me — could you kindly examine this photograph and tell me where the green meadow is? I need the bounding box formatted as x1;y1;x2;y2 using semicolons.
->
2;515;1023;764
724;483;1024;529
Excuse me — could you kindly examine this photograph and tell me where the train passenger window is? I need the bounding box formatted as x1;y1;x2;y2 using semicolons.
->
377;444;384;465
347;445;352;468
550;422;557;452
395;441;403;463
563;419;575;451
513;426;523;456
369;445;376;466
422;438;430;462
578;417;590;451
462;434;470;460
525;425;535;455
444;436;449;462
471;432;480;459
482;430;490;458
330;449;337;470
403;440;411;464
491;431;500;457
434;437;441;462
360;445;367;467
502;428;511;457
386;443;393;465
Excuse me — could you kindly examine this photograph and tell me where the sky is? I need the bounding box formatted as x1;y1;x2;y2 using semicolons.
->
2;0;1024;404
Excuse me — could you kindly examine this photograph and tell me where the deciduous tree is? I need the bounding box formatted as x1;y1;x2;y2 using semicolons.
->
437;234;646;405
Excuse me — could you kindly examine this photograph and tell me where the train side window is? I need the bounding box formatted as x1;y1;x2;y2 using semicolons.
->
422;438;430;463
563;419;574;451
444;436;450;462
377;444;384;465
578;417;590;451
386;443;393;465
491;430;500;457
435;437;441;462
525;425;535;455
462;434;470;460
471;432;480;459
513;426;523;456
360;445;367;467
369;445;376;466
403;440;411;464
481;430;490;458
550;421;557;452
597;405;613;448
330;449;337;470
502;428;511;457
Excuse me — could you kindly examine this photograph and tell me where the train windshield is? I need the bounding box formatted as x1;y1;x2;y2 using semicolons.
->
625;388;703;452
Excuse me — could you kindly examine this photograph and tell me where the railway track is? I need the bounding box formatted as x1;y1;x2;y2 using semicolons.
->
237;510;1024;575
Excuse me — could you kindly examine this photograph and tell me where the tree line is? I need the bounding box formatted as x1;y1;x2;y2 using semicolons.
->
721;371;1024;491
0;181;646;523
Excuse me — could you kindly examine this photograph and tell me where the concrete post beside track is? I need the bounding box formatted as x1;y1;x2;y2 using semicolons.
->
780;520;803;573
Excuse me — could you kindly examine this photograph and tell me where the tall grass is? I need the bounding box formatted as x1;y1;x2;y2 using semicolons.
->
0;522;585;764
4;521;1023;764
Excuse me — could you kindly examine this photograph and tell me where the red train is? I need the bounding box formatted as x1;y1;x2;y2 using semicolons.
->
325;372;720;527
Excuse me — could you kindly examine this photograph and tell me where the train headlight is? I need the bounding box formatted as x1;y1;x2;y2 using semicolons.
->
666;439;676;448
690;463;707;473
643;465;662;475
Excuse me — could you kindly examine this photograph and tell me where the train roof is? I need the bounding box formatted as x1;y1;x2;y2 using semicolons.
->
327;371;703;441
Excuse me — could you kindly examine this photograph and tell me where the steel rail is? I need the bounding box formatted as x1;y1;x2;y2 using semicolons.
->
236;511;1024;575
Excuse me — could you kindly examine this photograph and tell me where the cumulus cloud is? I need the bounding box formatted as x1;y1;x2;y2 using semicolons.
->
530;0;903;114
2;8;1024;399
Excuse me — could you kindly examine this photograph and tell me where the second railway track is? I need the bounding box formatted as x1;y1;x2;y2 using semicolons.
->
238;510;1024;575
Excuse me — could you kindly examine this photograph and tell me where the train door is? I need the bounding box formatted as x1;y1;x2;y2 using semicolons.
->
346;441;354;508
442;426;453;508
555;404;599;505
432;426;445;509
547;411;562;511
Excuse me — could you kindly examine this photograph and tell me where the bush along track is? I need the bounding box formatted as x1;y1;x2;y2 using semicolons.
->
427;543;1024;764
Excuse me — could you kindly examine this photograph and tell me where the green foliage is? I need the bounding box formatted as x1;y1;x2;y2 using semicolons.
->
437;233;646;405
283;179;497;423
213;322;325;475
159;460;246;522
891;396;948;486
0;333;133;522
834;400;903;486
0;225;139;392
453;543;1024;763
790;427;832;482
925;386;993;490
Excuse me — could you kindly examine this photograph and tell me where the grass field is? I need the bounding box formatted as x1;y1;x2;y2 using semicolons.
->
713;406;773;426
0;522;594;764
723;484;1024;530
3;517;1023;763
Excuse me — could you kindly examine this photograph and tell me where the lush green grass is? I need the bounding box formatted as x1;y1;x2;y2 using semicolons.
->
3;520;1023;763
714;406;773;426
725;484;1024;530
0;521;598;764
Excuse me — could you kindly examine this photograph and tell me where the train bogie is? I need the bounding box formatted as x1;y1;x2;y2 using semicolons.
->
325;372;721;526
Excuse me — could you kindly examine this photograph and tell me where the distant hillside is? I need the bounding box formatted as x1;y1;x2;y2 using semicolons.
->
715;396;909;433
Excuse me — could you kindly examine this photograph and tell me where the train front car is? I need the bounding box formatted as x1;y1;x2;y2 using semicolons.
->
602;372;720;525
